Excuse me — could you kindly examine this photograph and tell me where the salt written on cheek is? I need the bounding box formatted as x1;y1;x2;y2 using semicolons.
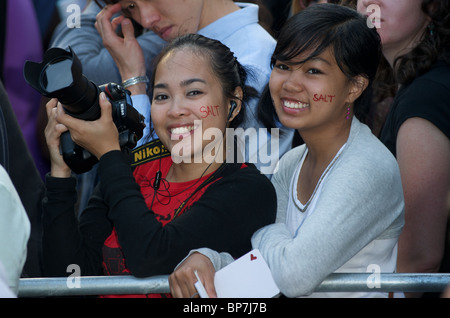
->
200;105;220;118
313;94;335;102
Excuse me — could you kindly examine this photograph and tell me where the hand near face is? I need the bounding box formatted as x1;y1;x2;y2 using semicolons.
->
95;3;147;95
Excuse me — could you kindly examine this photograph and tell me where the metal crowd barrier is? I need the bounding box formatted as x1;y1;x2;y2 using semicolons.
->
17;273;450;297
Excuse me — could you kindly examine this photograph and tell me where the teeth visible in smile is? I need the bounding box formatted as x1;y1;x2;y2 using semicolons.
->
284;100;309;109
170;126;195;135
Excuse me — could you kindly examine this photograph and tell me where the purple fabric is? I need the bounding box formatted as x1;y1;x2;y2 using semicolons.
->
4;0;49;178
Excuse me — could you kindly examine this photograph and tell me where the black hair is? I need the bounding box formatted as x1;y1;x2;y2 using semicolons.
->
149;33;258;131
258;3;381;130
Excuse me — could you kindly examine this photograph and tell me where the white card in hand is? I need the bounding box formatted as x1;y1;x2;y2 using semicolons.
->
194;270;209;298
214;249;280;298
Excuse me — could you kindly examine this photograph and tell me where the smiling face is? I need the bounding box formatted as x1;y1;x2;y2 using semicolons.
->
118;0;205;41
151;48;231;163
269;48;364;135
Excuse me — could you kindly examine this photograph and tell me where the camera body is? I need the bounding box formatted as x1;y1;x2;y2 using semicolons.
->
23;47;145;173
59;82;144;173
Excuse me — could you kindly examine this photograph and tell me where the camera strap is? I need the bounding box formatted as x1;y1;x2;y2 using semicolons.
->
170;162;228;221
130;139;170;167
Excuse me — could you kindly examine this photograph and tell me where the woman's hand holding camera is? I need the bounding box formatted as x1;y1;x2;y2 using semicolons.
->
45;92;121;176
45;98;71;178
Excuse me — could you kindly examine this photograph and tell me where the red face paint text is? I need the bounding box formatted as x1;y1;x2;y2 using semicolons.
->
200;105;220;118
313;94;335;102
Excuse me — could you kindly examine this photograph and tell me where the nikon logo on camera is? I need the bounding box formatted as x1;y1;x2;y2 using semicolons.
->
131;140;170;167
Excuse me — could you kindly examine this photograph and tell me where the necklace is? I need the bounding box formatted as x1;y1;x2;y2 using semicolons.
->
296;145;345;213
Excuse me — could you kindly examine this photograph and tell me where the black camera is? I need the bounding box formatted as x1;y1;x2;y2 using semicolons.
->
23;47;145;174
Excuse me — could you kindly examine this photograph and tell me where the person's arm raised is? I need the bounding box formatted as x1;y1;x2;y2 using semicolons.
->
95;3;147;96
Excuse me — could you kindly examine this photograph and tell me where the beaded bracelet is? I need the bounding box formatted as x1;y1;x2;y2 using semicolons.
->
121;75;149;90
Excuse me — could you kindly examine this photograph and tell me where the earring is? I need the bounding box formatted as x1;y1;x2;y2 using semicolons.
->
428;22;435;37
346;105;351;120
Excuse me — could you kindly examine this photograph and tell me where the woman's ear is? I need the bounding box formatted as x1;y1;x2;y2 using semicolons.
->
227;87;243;122
346;75;369;104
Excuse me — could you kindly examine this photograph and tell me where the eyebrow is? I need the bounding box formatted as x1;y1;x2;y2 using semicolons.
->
154;83;168;89
180;78;206;86
153;78;206;90
307;56;332;66
282;55;333;68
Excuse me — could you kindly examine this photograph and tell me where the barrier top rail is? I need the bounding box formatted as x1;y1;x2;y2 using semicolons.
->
17;273;450;297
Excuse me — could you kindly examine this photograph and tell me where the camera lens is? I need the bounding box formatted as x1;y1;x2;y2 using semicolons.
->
24;47;100;120
24;46;145;173
41;59;74;93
